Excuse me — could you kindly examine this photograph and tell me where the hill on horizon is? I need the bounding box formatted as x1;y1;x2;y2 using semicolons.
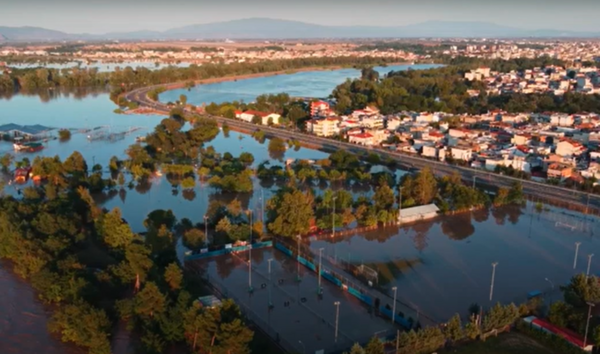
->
1;18;599;42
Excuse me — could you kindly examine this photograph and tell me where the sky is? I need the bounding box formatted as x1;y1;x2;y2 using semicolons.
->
1;0;599;34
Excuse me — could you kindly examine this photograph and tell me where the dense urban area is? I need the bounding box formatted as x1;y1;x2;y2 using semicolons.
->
1;34;600;354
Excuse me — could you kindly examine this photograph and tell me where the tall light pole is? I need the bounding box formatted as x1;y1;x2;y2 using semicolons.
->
268;258;274;308
318;248;324;294
574;242;581;269
332;196;337;238
298;340;306;354
545;277;554;305
296;235;301;282
489;262;498;302
334;301;340;343
398;186;403;224
583;302;595;348
248;209;253;293
586;253;594;277
203;215;209;245
391;286;397;325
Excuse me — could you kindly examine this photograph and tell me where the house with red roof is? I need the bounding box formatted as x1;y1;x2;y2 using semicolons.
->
348;132;374;146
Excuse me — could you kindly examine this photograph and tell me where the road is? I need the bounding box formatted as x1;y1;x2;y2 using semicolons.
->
125;84;599;211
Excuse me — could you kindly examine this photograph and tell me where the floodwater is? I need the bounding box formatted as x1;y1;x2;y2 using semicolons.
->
160;64;444;105
192;247;398;354
0;262;84;354
8;61;192;72
0;64;599;353
308;204;600;322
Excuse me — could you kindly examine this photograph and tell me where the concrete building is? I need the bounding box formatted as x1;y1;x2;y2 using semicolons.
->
306;117;340;137
399;204;440;223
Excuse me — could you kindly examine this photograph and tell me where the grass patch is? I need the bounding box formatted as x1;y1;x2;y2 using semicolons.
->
448;332;559;354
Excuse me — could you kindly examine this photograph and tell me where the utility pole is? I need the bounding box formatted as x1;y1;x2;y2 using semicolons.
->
586;253;594;277
545;277;554;305
334;301;340;343
204;215;209;245
574;242;581;269
268;258;274;308
392;286;397;325
261;187;265;224
296;235;301;282
583;302;595;348
489;262;499;302
318;248;324;294
398;186;403;224
586;193;590;217
248;209;253;293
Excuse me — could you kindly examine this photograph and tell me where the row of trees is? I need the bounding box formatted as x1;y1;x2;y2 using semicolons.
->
1;55;400;95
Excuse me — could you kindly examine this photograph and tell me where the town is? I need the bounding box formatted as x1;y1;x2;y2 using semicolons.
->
226;66;600;191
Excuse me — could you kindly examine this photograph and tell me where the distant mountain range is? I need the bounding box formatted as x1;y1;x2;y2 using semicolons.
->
1;18;599;42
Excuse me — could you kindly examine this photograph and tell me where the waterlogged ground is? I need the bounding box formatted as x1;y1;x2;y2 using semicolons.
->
0;262;84;354
8;61;192;72
0;65;599;353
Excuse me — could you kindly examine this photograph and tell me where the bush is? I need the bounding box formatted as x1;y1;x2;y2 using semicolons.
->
58;129;71;141
516;320;587;354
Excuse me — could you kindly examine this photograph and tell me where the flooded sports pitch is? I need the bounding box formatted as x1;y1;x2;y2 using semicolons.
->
187;247;400;354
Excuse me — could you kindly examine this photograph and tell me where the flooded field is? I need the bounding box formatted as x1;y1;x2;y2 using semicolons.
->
308;204;600;321
190;247;398;354
0;64;599;353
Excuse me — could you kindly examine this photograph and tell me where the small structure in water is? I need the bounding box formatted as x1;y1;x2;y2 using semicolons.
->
13;167;32;184
398;204;440;223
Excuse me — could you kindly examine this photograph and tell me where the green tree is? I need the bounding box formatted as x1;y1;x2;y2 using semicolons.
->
58;129;72;141
183;228;205;250
179;94;187;106
267;189;314;237
183;299;253;354
364;336;384;354
164;262;183;291
268;137;287;159
48;301;111;354
134;282;166;319
97;208;136;249
0;153;14;172
444;313;464;343
563;274;600;307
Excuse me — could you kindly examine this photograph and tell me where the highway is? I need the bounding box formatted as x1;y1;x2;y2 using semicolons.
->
125;84;599;211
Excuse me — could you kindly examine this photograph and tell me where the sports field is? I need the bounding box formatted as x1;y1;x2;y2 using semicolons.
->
192;247;399;354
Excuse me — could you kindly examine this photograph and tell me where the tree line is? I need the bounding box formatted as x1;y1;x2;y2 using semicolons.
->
331;59;600;115
0;55;400;95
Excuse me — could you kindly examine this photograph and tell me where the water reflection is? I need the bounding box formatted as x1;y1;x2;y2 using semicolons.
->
308;203;600;321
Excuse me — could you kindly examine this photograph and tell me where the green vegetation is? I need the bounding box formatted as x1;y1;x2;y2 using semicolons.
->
1;56;400;98
331;58;600;115
204;93;309;129
449;332;560;354
0;153;255;354
58;129;72;141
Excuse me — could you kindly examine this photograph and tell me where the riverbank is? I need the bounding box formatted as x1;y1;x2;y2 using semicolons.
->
153;61;413;96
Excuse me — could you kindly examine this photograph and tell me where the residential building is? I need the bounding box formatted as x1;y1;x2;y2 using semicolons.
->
547;163;573;180
556;139;585;158
451;146;473;161
348;132;374;146
306;117;341;137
